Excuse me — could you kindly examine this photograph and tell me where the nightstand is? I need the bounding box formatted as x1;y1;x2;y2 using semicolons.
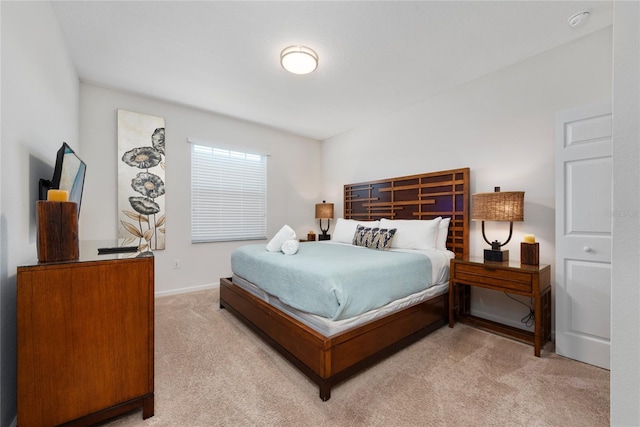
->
448;257;551;356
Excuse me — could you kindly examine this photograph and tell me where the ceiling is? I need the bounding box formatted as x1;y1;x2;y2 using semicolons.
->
51;1;613;141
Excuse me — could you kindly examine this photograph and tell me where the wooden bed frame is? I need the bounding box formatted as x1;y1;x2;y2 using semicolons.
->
220;167;469;400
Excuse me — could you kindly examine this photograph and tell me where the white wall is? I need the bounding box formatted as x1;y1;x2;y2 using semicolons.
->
322;27;613;331
611;1;640;424
79;83;322;296
0;2;79;426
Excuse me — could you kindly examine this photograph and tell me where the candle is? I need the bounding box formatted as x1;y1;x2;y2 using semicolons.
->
47;189;69;202
523;234;536;243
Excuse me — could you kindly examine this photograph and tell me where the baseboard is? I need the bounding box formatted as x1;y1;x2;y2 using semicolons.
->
155;282;219;298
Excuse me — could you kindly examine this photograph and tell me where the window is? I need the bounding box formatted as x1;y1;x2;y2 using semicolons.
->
191;142;267;242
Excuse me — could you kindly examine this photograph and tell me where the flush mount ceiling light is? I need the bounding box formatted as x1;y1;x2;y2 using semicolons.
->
280;45;318;75
567;10;591;27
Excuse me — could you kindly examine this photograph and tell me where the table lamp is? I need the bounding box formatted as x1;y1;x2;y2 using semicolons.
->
472;187;524;262
315;200;334;241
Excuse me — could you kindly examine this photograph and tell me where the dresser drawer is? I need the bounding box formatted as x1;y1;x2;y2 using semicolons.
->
453;263;532;293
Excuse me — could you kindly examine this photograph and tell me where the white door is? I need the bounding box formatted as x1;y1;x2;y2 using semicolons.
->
555;102;612;369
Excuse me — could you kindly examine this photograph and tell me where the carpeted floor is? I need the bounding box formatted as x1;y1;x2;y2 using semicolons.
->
104;289;609;427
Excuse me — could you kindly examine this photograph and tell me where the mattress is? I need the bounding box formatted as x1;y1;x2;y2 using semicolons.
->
231;274;449;337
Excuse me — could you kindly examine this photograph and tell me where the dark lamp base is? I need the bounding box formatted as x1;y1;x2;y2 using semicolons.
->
318;234;331;241
484;249;509;262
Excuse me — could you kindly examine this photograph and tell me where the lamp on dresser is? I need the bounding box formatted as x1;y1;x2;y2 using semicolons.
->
472;187;524;262
315;200;334;241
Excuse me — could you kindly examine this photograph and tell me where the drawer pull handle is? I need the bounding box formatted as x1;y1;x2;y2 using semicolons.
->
483;267;496;271
583;246;593;253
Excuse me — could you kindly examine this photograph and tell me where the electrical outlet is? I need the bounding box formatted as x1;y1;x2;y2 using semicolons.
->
173;259;181;269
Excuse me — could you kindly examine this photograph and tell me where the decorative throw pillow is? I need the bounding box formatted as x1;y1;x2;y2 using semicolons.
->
353;226;397;251
369;227;397;250
353;226;375;247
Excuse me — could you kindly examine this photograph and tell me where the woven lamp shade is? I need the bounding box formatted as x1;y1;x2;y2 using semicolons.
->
472;191;524;222
315;202;334;219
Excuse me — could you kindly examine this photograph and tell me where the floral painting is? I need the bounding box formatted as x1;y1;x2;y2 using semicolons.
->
117;110;166;252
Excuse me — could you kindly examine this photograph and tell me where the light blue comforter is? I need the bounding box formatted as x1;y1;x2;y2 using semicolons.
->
230;242;432;320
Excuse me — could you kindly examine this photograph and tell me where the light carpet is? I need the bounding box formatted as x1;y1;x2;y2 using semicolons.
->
104;289;609;427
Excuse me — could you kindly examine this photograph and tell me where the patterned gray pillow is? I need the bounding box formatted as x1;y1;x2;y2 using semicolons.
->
353;225;374;247
353;226;397;251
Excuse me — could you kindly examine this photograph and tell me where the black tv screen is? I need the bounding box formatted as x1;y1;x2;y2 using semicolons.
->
39;142;87;216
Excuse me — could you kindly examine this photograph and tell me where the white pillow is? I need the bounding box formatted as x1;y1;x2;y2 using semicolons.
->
436;217;451;250
332;218;380;243
281;239;300;255
379;218;442;250
266;224;297;252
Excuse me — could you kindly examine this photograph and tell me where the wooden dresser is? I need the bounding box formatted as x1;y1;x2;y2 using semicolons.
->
17;244;154;426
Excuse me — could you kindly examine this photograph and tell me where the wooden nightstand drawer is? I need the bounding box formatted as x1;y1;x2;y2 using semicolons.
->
454;263;532;293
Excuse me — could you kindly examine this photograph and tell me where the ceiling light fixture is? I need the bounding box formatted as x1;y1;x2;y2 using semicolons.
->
567;10;591;28
280;45;318;75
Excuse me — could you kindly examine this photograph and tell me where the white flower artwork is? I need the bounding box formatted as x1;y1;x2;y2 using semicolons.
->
117;109;166;252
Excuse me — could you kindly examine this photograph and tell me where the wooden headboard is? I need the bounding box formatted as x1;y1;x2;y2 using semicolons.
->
343;167;470;259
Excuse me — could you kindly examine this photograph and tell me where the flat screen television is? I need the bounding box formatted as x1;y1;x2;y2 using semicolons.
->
39;142;87;216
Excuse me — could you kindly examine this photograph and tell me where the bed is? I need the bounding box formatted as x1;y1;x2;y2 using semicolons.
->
219;167;469;400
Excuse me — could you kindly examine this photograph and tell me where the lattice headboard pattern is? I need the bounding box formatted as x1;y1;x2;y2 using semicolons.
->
344;168;470;259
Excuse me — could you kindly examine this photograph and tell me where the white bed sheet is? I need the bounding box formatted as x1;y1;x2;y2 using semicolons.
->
231;275;448;337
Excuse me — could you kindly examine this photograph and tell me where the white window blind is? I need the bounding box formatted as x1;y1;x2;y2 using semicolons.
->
191;143;267;242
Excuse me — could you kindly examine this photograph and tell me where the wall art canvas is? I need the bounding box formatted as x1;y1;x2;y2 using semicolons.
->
117;109;166;252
